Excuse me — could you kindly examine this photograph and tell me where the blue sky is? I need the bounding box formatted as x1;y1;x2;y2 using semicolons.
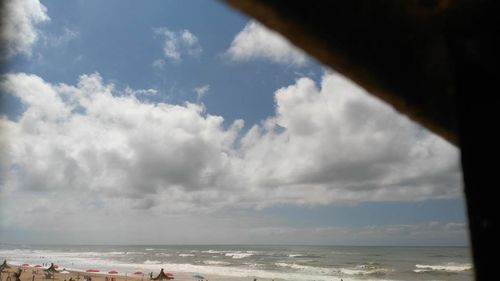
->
6;0;320;126
0;0;467;246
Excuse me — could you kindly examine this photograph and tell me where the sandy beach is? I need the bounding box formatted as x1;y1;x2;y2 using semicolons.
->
0;265;201;281
0;264;280;281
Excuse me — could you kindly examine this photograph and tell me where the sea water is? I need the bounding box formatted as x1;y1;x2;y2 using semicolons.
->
0;245;473;281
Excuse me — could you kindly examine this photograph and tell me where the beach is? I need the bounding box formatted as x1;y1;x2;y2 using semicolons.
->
0;264;281;281
0;265;265;281
0;265;194;281
1;266;143;281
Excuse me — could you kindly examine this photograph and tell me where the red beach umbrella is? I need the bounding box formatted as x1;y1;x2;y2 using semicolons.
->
108;271;118;274
34;265;42;268
54;265;59;269
86;269;100;273
165;272;173;276
22;264;29;267
133;272;143;275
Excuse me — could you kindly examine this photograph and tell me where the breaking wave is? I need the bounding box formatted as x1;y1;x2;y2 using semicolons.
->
202;260;230;266
414;263;472;273
224;252;255;259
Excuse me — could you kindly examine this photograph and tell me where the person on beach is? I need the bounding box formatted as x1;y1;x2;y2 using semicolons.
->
12;268;22;281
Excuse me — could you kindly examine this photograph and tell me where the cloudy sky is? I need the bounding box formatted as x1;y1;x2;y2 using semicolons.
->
0;0;467;246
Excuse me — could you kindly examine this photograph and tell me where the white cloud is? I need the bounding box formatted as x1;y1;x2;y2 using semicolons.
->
0;0;50;58
226;21;307;66
154;28;202;63
232;72;461;207
194;84;210;102
124;86;158;97
1;72;237;198
0;71;461;225
152;58;165;69
42;27;78;47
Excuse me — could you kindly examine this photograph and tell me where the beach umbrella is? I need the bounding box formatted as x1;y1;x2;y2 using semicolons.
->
108;271;118;274
34;265;42;268
22;264;30;267
133;272;143;275
86;269;100;273
192;274;204;280
54;265;59;269
151;269;173;280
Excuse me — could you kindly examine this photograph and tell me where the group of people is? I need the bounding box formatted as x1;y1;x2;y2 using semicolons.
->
62;275;90;281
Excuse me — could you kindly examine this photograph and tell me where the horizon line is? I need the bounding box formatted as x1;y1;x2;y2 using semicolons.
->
0;243;470;248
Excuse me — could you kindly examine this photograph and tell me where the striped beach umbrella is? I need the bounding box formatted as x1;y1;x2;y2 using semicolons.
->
86;269;100;273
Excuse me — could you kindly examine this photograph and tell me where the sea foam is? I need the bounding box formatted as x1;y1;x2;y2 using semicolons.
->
414;263;472;273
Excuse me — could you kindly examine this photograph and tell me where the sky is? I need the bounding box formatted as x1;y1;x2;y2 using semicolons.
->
0;0;468;246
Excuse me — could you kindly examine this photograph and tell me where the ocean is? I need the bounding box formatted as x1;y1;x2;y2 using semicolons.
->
0;245;473;281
